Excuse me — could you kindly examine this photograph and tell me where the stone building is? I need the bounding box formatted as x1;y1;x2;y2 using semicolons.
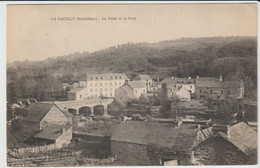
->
133;74;153;92
34;124;72;148
194;122;257;165
67;87;88;100
22;103;73;141
159;77;195;94
110;121;200;165
195;76;226;99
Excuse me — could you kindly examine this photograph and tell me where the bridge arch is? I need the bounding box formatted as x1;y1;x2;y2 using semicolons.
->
68;108;77;115
93;105;104;116
79;106;91;117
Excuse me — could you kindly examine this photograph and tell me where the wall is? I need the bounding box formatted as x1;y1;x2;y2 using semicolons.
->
22;121;41;141
195;87;226;100
133;88;147;99
111;141;152;165
55;127;72;148
115;88;128;107
40;106;69;130
194;136;247;165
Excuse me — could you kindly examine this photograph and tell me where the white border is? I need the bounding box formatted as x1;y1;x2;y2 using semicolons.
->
0;1;259;168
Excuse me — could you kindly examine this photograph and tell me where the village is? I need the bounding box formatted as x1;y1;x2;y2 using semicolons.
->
7;72;257;166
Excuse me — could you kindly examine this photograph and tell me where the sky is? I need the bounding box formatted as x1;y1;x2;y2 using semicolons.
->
6;3;257;63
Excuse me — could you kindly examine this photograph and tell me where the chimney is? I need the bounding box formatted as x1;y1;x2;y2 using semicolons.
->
212;124;230;138
124;80;129;85
61;128;66;134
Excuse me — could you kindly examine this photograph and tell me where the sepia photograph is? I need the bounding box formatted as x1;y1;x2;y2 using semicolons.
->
5;2;258;167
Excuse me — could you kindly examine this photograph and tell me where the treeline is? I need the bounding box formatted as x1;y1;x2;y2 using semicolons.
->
7;36;257;103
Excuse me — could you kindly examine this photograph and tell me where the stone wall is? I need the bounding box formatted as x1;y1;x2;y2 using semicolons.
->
115;88;128;107
111;141;152;166
194;136;247;165
40;106;69;130
56;127;72;148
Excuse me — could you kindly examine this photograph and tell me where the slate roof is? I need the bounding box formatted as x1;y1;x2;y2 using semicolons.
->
128;81;146;89
110;121;199;151
196;77;219;81
196;81;224;88
68;87;87;93
23;103;72;122
34;124;72;140
159;78;195;85
87;73;129;81
133;74;152;80
23;103;54;122
228;122;257;155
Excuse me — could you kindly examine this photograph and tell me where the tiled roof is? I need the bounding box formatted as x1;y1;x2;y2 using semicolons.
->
34;124;72;140
87;73;129;81
68;87;86;93
23;103;54;122
133;74;152;80
128;81;146;89
196;81;224;88
110;121;199;151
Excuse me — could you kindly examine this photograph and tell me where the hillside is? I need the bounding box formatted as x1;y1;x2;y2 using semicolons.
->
7;36;257;102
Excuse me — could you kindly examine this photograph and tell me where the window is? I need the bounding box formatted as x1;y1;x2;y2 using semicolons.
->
100;83;102;86
80;95;82;98
110;83;112;86
119;76;122;79
210;90;213;95
90;83;93;87
105;83;107;86
221;90;224;94
135;90;137;94
111;76;113;79
96;77;98;80
143;89;146;92
95;83;97;86
115;76;118;79
101;77;103;80
110;88;113;91
119;82;121;85
200;89;202;94
90;89;92;92
100;88;102;91
95;88;97;91
190;85;192;89
91;77;94;80
110;93;113;96
115;82;117;86
105;88;108;91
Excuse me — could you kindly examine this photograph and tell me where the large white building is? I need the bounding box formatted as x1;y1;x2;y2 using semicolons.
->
86;73;129;98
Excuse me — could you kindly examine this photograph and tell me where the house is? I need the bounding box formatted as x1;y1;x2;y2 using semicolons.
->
127;81;147;99
67;87;88;100
86;73;129;98
33;124;72;148
115;81;147;107
110;121;200;165
195;76;225;99
22;103;73;140
159;77;195;94
133;74;153;92
115;85;135;107
194;122;257;165
174;86;191;101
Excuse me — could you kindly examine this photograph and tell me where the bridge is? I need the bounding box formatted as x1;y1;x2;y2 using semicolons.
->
54;98;114;116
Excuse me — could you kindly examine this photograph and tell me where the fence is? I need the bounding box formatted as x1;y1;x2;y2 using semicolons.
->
10;144;61;155
7;153;116;167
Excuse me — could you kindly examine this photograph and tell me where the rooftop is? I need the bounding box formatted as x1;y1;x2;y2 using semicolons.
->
68;87;87;93
159;77;195;85
34;124;72;140
128;81;146;89
195;80;224;88
133;74;152;80
87;73;129;81
110;121;199;151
